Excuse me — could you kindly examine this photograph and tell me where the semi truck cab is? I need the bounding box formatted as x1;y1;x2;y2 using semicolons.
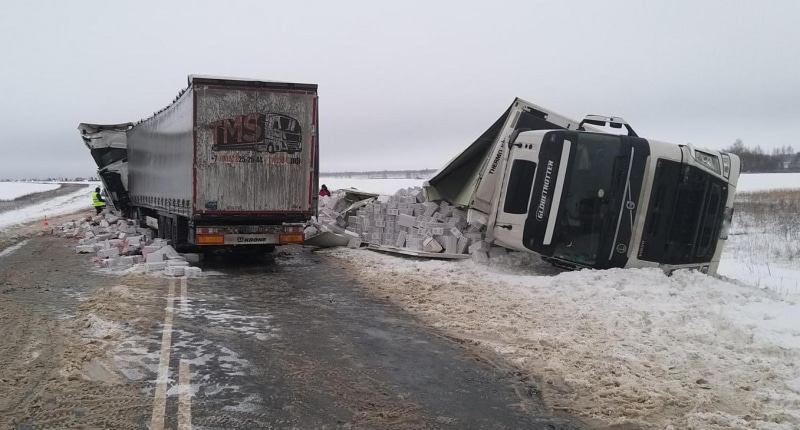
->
489;119;740;274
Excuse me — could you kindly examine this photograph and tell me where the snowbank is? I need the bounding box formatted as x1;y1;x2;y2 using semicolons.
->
738;173;800;192
324;247;800;428
0;184;96;231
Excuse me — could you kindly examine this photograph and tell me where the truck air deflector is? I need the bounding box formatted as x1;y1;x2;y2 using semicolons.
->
608;147;636;261
543;140;571;245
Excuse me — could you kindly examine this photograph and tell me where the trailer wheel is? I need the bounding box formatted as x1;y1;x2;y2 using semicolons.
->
132;207;146;228
157;215;167;240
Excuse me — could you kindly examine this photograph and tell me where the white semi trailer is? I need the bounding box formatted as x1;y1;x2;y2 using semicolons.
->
80;75;320;251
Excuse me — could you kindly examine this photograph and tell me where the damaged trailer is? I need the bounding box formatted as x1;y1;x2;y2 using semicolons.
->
79;122;134;213
80;75;320;251
425;98;741;275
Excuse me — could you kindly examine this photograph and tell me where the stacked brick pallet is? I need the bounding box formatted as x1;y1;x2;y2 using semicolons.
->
316;188;501;260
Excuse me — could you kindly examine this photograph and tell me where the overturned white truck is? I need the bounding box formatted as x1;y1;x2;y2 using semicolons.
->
425;99;741;275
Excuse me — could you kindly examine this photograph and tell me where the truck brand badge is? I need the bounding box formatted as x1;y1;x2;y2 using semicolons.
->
211;113;302;154
535;160;555;221
236;236;269;243
488;147;503;175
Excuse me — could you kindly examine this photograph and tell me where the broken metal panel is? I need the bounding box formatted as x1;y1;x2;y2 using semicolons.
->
367;244;472;260
425;98;592;213
78;122;132;169
98;160;129;212
304;231;351;248
424;106;510;208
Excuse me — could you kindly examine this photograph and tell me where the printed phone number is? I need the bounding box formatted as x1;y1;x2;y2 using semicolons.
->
212;154;301;165
214;155;264;163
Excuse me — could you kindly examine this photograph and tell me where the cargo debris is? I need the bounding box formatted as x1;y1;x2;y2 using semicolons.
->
58;210;203;277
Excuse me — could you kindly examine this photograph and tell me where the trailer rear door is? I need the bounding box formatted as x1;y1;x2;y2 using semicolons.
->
193;82;317;218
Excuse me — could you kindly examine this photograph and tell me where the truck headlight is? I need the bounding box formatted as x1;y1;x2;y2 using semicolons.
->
695;150;721;174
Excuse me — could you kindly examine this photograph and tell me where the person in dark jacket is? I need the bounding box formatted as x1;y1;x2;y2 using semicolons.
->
92;187;106;214
319;184;331;197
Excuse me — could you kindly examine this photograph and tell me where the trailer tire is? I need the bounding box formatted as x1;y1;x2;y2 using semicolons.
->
132;207;146;228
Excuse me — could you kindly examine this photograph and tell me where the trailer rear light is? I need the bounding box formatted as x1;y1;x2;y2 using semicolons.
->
198;227;219;234
196;234;225;245
278;233;305;244
284;226;304;233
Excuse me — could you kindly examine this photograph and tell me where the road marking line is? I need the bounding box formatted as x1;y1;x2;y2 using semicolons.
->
181;277;188;312
178;359;192;430
150;278;176;430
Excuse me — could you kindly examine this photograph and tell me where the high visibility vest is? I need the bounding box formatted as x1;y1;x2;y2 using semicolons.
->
92;192;105;207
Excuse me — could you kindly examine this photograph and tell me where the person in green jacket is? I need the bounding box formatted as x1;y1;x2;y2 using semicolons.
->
92;187;106;215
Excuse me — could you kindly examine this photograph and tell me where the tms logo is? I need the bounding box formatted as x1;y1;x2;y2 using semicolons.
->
211;113;302;154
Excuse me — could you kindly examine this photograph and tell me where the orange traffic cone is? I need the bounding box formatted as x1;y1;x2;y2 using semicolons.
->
43;215;49;227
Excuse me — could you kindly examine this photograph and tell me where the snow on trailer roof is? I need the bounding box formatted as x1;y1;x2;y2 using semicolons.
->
188;75;318;91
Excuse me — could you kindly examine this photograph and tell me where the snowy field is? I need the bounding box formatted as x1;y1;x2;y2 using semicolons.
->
319;177;426;196
0;182;60;200
736;172;800;192
0;182;98;231
1;173;799;427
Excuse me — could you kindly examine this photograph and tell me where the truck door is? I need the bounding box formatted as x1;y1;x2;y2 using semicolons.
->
490;132;555;251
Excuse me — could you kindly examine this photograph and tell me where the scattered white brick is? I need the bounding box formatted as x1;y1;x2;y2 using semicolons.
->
456;236;470;254
445;236;458;254
76;245;97;254
184;267;202;278
125;235;144;245
146;251;166;263
100;257;120;268
395;230;407;247
167;260;190;267
471;249;490;263
164;266;185;277
97;248;120;259
422;236;443;253
144;262;168;272
468;240;490;254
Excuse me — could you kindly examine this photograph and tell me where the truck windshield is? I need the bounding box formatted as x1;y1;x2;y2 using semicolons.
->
552;133;625;266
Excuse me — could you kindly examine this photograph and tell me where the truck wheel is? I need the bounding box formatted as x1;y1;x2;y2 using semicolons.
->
158;216;167;240
132;208;146;228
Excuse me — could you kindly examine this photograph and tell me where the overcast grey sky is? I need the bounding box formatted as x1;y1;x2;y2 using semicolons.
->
1;0;798;179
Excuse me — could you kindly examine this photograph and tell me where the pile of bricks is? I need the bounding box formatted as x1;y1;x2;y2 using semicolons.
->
314;187;509;262
58;211;202;277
